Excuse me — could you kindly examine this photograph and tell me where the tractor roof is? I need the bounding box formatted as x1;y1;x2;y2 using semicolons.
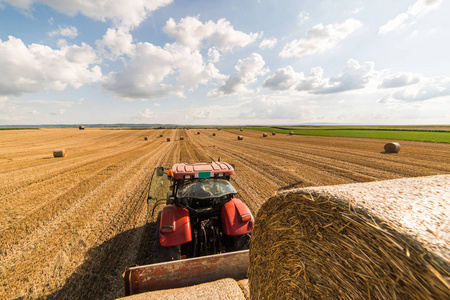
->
171;162;234;180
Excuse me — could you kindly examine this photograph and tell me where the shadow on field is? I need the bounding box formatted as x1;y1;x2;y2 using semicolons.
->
43;222;157;300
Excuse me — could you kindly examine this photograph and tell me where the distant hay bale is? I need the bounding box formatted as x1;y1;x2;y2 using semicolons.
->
144;136;148;140
289;131;294;135
197;131;200;135
159;134;163;137
272;132;276;136
237;136;244;140
263;133;268;137
180;136;184;140
117;278;246;300
385;142;401;153
167;138;170;142
53;149;67;158
240;128;244;131
78;126;85;130
249;175;450;300
218;128;221;131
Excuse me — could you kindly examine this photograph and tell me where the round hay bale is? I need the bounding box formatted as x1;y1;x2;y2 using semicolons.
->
249;183;450;300
197;131;200;135
263;133;268;137
272;132;276;136
212;133;216;136
159;134;163;137
240;128;244;131
53;149;67;158
218;128;221;131
144;136;148;141
384;142;401;153
180;136;184;140
166;138;170;142
237;136;244;140
289;131;294;135
78;125;85;130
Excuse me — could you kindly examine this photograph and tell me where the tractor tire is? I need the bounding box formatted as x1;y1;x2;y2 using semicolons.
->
152;212;181;263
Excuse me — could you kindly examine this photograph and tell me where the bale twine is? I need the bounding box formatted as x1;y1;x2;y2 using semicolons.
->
272;132;276;136
262;133;268;137
180;136;184;140
167;138;170;142
53;149;67;157
289;131;294;135
249;175;450;300
78;126;85;130
117;278;246;300
213;133;216;136
237;136;244;140
385;142;401;153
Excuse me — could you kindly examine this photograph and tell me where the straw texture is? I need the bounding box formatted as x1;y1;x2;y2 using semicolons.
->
249;175;450;300
117;278;246;300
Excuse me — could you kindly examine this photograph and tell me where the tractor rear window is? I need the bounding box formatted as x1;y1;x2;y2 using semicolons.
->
177;179;237;199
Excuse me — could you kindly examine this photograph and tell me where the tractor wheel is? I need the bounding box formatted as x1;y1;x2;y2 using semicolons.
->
233;233;251;251
152;212;181;263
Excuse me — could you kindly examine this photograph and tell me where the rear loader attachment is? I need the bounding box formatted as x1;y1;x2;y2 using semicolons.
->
123;250;249;296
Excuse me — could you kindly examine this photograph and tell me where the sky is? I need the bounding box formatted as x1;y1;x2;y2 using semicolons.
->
0;0;449;126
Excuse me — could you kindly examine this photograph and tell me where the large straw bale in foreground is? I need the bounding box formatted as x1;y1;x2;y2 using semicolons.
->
117;278;246;300
249;175;450;300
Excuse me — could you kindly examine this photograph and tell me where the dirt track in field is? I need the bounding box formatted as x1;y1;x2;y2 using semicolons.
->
0;128;449;299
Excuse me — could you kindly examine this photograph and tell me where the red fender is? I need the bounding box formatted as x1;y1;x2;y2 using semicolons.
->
221;198;254;236
159;205;192;247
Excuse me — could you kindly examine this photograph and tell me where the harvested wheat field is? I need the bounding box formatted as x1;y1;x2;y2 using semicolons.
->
1;128;449;299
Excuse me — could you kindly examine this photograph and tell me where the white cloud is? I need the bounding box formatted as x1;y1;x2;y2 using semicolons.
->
0;36;102;96
207;47;221;63
280;18;362;58
238;96;308;120
163;16;259;51
2;0;173;28
298;11;309;24
214;53;269;95
103;42;223;100
193;110;212;119
263;66;302;90
137;108;156;119
51;108;66;115
379;72;421;88
380;77;450;102
96;27;136;60
259;38;277;49
379;0;443;35
48;25;78;38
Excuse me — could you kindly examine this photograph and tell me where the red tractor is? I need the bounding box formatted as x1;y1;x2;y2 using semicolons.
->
152;162;253;263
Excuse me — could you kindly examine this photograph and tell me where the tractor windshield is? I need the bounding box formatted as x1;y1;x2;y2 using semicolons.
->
176;178;237;199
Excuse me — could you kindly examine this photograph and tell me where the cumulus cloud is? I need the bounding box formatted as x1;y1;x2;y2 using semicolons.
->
96;27;136;60
48;25;78;38
298;11;309;24
379;72;421;88
2;0;173;28
259;38;277;49
163;16;259;51
263;59;374;94
193;110;212;119
280;18;362;58
237;96;309;120
379;77;450;102
214;53;268;96
103;42;223;100
0;36;102;96
379;0;443;35
263;66;302;90
207;47;221;63
137;108;156;119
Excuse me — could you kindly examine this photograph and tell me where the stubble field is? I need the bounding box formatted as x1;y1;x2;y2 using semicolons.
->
1;128;449;299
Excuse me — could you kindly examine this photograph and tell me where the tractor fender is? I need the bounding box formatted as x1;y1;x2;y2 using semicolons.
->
159;205;192;247
221;198;254;236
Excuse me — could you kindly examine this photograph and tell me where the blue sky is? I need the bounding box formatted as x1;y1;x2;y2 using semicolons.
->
0;0;449;125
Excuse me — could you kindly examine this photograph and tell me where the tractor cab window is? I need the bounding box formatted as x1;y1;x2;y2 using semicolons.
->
177;178;237;199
